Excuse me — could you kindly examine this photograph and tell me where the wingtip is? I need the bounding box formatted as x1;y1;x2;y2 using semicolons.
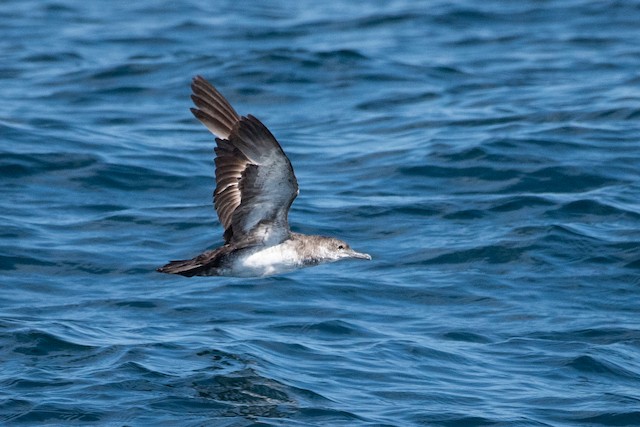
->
189;95;203;112
191;75;206;93
189;107;201;121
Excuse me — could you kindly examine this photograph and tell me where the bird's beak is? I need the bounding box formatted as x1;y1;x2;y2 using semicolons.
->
348;250;372;260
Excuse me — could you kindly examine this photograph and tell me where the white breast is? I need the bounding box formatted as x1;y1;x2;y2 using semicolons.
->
236;243;301;277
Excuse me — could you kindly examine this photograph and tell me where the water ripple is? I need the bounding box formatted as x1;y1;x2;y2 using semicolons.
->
2;0;640;425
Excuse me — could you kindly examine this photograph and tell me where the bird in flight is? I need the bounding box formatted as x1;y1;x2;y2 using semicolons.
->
158;76;371;277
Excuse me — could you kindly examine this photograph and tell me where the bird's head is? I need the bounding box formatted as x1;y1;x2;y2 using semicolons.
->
311;236;372;263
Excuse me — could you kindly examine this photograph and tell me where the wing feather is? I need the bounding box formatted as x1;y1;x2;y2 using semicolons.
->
189;76;299;244
190;75;240;139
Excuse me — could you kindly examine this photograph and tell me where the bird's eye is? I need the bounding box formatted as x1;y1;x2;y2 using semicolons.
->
338;245;344;250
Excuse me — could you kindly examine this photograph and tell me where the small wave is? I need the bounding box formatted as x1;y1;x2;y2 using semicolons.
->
424;244;528;265
548;199;640;220
489;195;555;212
8;329;96;356
505;166;617;194
572;411;640;426
566;355;638;379
1;152;99;178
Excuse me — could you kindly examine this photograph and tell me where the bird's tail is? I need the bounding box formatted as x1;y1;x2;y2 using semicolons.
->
157;247;227;277
157;259;209;277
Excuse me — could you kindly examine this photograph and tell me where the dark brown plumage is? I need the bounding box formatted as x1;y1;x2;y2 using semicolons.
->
189;76;298;245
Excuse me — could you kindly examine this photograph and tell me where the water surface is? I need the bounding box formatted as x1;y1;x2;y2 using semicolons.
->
1;1;640;426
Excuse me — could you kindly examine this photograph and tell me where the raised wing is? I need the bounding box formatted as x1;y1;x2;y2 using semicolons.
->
190;76;299;244
191;75;240;139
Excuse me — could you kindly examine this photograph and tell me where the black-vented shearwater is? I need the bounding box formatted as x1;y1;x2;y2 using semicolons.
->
158;76;370;277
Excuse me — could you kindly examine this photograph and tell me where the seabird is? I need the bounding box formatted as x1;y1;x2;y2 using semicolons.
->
158;76;371;277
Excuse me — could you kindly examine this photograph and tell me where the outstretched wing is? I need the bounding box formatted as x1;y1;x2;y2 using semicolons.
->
191;75;240;139
190;76;299;244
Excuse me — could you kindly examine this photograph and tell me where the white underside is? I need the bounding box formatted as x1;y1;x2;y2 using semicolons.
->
233;243;304;277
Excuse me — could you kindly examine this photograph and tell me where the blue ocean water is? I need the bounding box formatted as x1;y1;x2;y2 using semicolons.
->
2;0;640;425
